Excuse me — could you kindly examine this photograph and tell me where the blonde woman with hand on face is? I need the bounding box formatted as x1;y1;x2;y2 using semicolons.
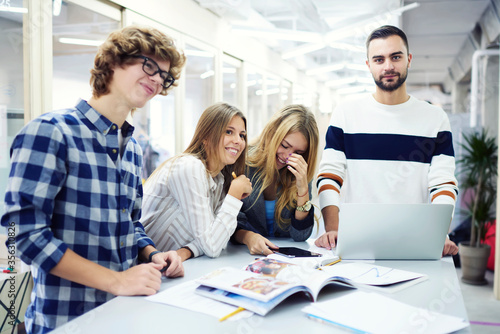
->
141;103;252;261
232;105;319;256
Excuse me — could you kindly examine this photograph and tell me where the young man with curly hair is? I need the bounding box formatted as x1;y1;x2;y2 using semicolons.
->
1;25;186;333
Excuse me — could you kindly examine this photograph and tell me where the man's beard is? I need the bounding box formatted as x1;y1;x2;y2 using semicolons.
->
374;68;408;92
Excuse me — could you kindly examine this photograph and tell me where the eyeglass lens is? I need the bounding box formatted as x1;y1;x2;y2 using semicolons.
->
142;57;174;89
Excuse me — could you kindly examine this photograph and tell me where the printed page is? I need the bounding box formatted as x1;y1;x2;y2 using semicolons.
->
195;267;300;302
266;253;340;268
195;285;306;316
302;291;469;334
245;257;296;278
146;280;253;320
246;257;344;300
319;262;427;286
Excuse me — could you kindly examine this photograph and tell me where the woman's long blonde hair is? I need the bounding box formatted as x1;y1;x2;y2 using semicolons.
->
248;104;319;230
149;102;247;193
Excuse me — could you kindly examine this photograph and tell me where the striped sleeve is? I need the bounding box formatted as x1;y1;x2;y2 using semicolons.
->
428;115;459;208
430;181;458;205
317;124;347;209
169;158;242;258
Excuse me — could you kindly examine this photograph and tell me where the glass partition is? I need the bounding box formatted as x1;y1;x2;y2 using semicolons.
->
52;1;120;110
282;80;292;106
222;54;241;108
0;0;26;219
265;74;281;118
246;68;264;140
122;10;182;175
133;94;175;180
183;44;215;149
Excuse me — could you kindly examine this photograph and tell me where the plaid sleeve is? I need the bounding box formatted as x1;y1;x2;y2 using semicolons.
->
125;138;154;250
133;182;155;249
1;118;69;273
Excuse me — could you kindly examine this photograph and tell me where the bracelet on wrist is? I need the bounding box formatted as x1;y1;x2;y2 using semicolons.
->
297;190;308;197
148;250;161;262
296;200;312;212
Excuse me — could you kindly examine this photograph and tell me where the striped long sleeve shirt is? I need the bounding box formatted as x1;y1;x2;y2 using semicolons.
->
317;94;458;209
141;155;242;258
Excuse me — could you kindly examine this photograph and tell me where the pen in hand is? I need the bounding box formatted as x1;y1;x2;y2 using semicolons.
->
160;262;170;273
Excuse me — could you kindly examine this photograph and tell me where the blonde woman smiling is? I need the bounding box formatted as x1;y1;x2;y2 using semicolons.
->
232;105;319;255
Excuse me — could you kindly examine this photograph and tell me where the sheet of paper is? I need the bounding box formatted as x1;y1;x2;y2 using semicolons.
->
266;253;340;269
146;280;253;321
319;262;427;289
302;291;469;334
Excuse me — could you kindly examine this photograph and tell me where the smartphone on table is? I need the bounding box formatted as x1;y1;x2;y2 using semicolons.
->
273;246;321;257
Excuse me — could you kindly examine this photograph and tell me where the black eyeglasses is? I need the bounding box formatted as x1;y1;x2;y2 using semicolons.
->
131;55;175;89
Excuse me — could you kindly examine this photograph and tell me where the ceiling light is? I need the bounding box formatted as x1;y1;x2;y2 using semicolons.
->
255;88;280;96
53;0;62;16
184;49;214;58
391;2;420;16
282;3;420;59
246;80;257;87
58;38;103;46
324;3;420;44
329;42;365;53
200;70;214;79
306;62;345;75
325;77;357;87
0;6;28;13
345;64;368;72
282;43;326;60
231;27;322;43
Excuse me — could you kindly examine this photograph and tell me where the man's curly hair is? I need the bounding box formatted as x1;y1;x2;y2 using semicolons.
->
90;25;186;98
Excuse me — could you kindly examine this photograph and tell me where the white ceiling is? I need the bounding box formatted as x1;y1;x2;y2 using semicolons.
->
194;0;498;94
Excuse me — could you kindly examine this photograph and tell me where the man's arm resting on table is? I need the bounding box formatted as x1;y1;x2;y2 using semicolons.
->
314;205;339;249
176;247;194;261
50;248;163;296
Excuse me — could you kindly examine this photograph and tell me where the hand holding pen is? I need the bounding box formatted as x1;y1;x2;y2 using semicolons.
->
228;172;252;200
150;251;184;278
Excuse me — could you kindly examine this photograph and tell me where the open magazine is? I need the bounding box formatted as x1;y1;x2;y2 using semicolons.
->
194;258;427;316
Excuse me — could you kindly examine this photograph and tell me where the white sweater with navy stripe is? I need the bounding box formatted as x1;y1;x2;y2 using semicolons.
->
317;94;458;210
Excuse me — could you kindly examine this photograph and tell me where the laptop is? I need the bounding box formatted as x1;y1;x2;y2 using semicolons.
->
335;203;454;260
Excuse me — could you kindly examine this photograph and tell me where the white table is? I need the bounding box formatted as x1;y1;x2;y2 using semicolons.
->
53;240;471;333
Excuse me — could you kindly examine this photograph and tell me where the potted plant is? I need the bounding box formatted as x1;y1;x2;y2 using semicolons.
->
457;129;497;285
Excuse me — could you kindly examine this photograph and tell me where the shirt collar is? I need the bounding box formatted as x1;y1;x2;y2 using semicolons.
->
209;172;224;190
75;99;135;137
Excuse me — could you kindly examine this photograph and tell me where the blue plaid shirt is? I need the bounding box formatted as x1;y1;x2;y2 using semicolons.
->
1;100;154;333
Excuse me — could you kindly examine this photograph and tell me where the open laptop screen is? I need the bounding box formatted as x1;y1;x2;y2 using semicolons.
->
336;203;454;260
